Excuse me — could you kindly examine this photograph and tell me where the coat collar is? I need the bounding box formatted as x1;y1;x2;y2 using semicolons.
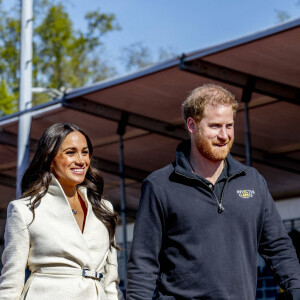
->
48;175;89;206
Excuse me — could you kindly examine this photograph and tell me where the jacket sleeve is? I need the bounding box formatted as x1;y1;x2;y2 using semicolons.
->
104;246;120;300
258;177;300;298
103;200;121;300
0;201;30;299
127;180;164;299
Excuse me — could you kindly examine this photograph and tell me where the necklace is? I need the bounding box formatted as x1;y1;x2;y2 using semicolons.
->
188;155;225;214
71;194;80;215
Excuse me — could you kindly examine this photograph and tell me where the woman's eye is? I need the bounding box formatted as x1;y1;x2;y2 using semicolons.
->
66;151;75;155
83;150;89;155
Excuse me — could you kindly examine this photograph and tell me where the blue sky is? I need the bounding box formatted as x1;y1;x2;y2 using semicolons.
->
64;0;300;74
3;0;300;75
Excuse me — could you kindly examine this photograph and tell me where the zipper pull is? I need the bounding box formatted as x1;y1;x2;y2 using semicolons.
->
218;204;224;213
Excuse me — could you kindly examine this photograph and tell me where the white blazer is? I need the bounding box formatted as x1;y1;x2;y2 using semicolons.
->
0;177;120;300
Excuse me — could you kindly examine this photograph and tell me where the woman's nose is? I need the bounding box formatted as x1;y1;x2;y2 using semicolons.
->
75;153;84;164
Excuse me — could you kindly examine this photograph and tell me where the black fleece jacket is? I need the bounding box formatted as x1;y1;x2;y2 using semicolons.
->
127;141;300;300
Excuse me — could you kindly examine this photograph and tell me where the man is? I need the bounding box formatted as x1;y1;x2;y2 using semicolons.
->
127;84;300;299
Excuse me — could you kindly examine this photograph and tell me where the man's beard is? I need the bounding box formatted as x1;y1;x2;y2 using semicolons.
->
195;133;234;162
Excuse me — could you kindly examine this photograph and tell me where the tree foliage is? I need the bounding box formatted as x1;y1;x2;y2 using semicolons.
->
0;78;16;115
275;9;291;23
0;2;21;113
120;42;177;73
121;42;153;71
275;1;300;23
0;0;120;116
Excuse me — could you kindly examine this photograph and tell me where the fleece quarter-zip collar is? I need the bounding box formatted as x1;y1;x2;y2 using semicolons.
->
174;139;248;181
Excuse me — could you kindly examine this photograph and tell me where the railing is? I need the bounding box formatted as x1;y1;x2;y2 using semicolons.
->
256;267;281;299
256;217;300;300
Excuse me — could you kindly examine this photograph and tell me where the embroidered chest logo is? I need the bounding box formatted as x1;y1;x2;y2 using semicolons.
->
237;190;255;198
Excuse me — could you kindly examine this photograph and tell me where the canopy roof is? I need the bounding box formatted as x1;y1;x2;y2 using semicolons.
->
1;18;300;220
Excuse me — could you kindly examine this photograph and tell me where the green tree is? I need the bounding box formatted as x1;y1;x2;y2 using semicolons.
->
0;2;21;100
0;0;120;115
0;78;16;116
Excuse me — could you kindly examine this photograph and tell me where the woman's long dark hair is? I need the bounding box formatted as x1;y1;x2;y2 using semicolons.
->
21;123;118;249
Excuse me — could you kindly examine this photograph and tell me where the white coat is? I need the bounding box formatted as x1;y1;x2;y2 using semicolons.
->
0;177;120;300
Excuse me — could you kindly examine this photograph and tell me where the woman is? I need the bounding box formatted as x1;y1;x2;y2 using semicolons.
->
0;123;121;299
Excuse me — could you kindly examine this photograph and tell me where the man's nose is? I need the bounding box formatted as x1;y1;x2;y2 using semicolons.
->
218;127;228;140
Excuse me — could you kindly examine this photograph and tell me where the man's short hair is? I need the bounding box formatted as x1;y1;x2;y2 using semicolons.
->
182;83;239;126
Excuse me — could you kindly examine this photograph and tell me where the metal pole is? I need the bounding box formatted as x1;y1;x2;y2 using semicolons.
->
17;0;33;197
243;101;251;166
241;78;255;167
117;112;129;289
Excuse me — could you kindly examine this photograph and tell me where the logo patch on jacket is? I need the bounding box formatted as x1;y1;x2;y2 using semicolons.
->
237;190;255;198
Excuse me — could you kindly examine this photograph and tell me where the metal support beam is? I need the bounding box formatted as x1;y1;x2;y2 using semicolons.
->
17;0;33;197
243;102;251;166
241;78;255;166
0;174;16;188
272;189;300;201
95;158;148;182
231;143;300;175
179;58;300;105
0;131;20;147
62;97;188;140
0;208;7;219
0;130;38;150
117;112;129;289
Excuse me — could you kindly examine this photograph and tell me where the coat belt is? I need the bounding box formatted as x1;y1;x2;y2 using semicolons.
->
33;267;103;281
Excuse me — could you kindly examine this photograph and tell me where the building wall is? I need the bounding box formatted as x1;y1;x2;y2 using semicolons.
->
275;197;300;221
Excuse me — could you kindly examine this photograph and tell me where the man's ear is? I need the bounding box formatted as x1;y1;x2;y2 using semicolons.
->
187;117;197;134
